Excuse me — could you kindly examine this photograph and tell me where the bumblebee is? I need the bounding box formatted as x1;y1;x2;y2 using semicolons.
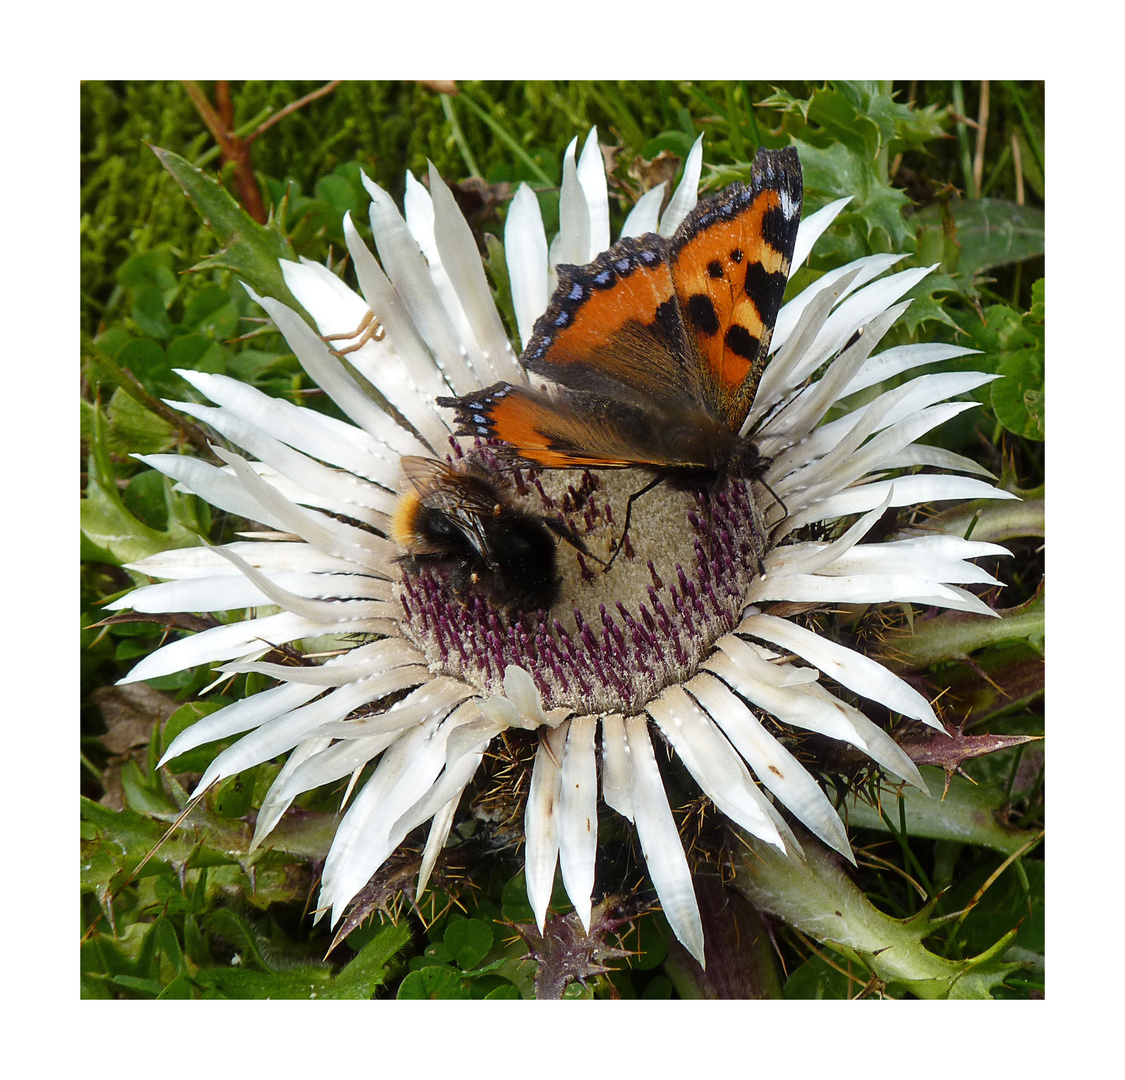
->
391;456;559;611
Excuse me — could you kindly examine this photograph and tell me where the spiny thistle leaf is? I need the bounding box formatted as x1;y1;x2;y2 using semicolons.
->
150;146;306;319
732;825;1029;998
895;723;1041;788
880;583;1045;670
924;495;1044;547
832;768;1043;858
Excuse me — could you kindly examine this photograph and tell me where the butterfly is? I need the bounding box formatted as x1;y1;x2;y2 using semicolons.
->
392;456;560;611
438;146;803;495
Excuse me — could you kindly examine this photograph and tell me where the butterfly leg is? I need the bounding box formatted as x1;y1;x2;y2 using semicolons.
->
604;473;665;572
740;476;788;580
323;308;386;356
702;471;785;579
755;475;788;528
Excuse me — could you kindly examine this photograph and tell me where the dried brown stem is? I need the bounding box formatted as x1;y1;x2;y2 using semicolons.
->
183;79;268;223
247;79;342;143
184;79;342;224
1011;131;1025;206
93;349;218;460
972;80;990;198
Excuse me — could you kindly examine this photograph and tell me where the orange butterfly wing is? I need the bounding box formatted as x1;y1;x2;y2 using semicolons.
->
520;235;707;409
669;146;803;429
441;147;802;473
443;383;730;471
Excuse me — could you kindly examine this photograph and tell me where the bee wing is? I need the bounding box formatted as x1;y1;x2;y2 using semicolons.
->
398;455;504;568
399;455;459;495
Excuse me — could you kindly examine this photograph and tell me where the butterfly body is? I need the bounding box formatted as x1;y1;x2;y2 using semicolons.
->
392;456;559;610
440;146;802;495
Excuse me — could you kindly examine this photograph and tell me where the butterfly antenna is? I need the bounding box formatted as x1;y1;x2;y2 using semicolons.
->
604;474;664;571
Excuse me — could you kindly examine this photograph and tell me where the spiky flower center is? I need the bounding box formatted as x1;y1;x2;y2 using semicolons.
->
395;449;769;715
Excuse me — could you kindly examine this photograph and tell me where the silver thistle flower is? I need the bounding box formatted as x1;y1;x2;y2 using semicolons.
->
111;129;1014;968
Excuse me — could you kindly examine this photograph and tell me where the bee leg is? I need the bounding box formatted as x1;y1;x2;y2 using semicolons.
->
542;516;608;569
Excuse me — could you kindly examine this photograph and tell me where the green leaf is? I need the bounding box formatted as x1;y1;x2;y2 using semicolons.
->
397;963;471;1000
166;331;228;374
947;859;1044;959
783;953;856;999
314;169;368;219
182;284;239;335
81;388;207;564
993;349;1044;440
924;492;1044;546
158;974;194;999
483;983;521;1000
118;248;179;301
805;87;881;158
640;130;698;161
160;700;227;771
955;282;1044;440
92;325;135;361
183;913;212;967
501;871;536;924
132;286;174;339
152;915;187;976
641;975;674;999
205;908;274;969
913;198;1044;278
897;270;962;335
763;80;946;162
212;772;255;818
793;140;913;252
81;795;239;888
323;921;411;999
483;232;516;343
413;943;452;968
107;974;165;996
107;389;176;454
880;585;1044;669
444;917;494;971
81;461;199;566
81;393;174;461
115;337;167;385
753;82;953;261
120;757;178;814
196;965;333;1000
756;86;810;121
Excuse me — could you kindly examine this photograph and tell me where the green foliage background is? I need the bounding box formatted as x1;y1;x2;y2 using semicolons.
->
80;80;1044;999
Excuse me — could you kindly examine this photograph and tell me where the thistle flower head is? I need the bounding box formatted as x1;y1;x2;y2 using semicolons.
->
113;129;1014;968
